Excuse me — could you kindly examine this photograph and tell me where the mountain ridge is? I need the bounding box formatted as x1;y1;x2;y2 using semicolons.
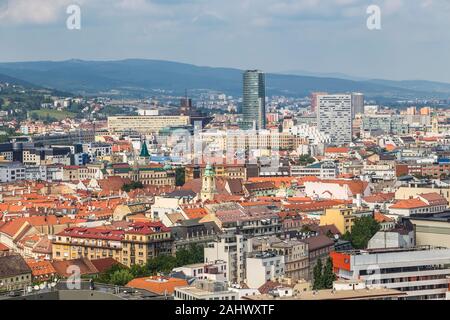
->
0;59;448;100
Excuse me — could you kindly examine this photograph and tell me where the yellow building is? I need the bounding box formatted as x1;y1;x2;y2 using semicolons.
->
53;223;173;267
320;206;355;235
121;222;173;267
52;227;124;262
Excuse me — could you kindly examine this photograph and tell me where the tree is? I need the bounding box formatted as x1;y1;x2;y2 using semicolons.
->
313;258;324;290
175;244;204;266
322;257;337;289
298;154;315;166
175;167;186;187
109;269;134;286
122;181;144;192
346;216;381;249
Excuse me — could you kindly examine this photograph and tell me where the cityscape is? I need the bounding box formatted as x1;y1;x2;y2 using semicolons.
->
1;0;450;309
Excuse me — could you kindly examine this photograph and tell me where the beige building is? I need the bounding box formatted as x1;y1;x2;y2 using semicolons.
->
409;217;450;248
108;115;190;134
395;186;450;208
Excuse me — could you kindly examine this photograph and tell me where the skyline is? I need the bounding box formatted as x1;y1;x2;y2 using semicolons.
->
0;0;449;83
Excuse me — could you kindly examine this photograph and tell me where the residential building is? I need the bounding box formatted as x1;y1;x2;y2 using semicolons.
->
331;247;450;300
0;255;32;292
291;161;338;179
320;206;356;235
108;115;190;134
174;280;238;300
317;94;352;145
246;251;285;288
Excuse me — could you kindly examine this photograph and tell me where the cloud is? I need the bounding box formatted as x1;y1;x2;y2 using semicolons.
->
0;0;87;25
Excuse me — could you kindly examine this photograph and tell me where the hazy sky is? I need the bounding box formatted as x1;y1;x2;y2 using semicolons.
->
0;0;449;82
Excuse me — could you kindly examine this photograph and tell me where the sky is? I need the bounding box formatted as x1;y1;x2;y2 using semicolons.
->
0;0;449;82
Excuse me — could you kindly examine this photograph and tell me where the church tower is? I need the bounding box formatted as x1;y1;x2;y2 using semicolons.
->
200;164;217;202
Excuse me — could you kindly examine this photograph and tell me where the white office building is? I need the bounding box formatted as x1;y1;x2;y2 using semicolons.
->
317;94;352;146
332;247;450;300
0;162;26;183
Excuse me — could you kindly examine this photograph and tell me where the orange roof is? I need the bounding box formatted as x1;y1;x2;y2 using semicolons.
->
308;179;369;196
126;276;188;295
182;208;208;220
374;212;394;223
325;147;350;154
0;219;29;237
26;260;56;277
390;198;428;209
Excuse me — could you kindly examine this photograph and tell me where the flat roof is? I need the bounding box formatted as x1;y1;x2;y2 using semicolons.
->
244;288;406;301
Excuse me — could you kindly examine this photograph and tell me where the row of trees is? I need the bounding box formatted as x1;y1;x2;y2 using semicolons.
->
313;257;336;290
97;244;204;286
121;181;144;192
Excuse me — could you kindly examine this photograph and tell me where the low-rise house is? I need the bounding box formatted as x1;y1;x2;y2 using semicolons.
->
388;193;448;217
174;280;238;300
0;255;32;292
126;276;188;296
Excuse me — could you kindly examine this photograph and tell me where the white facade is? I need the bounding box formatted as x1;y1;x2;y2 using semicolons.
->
174;280;238;301
204;235;248;285
246;252;285;289
317;94;352;146
173;260;227;282
336;248;450;300
291;161;338;179
0;163;26;183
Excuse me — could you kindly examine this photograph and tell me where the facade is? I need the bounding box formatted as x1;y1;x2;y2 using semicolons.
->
174;280;238;300
241;70;266;130
173;260;227;282
52;227;124;262
388;193;448;217
246;252;285;288
291;161;338;179
122;222;173;267
320;206;355;235
409;216;450;248
351;93;364;118
331;247;450;300
317;94;352;146
0;255;32;292
0;162;26;183
204;234;247;285
362;115;409;136
108;115;190;134
53;222;173;267
250;236;309;281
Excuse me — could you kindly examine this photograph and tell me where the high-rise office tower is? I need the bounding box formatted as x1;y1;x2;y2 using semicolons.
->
351;93;364;118
317;94;352;146
242;70;266;130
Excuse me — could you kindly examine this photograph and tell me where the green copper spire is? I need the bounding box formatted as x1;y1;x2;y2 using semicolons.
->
140;141;150;158
204;164;215;177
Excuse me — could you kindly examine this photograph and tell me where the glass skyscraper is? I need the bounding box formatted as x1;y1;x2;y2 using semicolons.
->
241;70;266;130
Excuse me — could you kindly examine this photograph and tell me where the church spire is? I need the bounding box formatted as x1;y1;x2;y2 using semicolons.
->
140;140;150;158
